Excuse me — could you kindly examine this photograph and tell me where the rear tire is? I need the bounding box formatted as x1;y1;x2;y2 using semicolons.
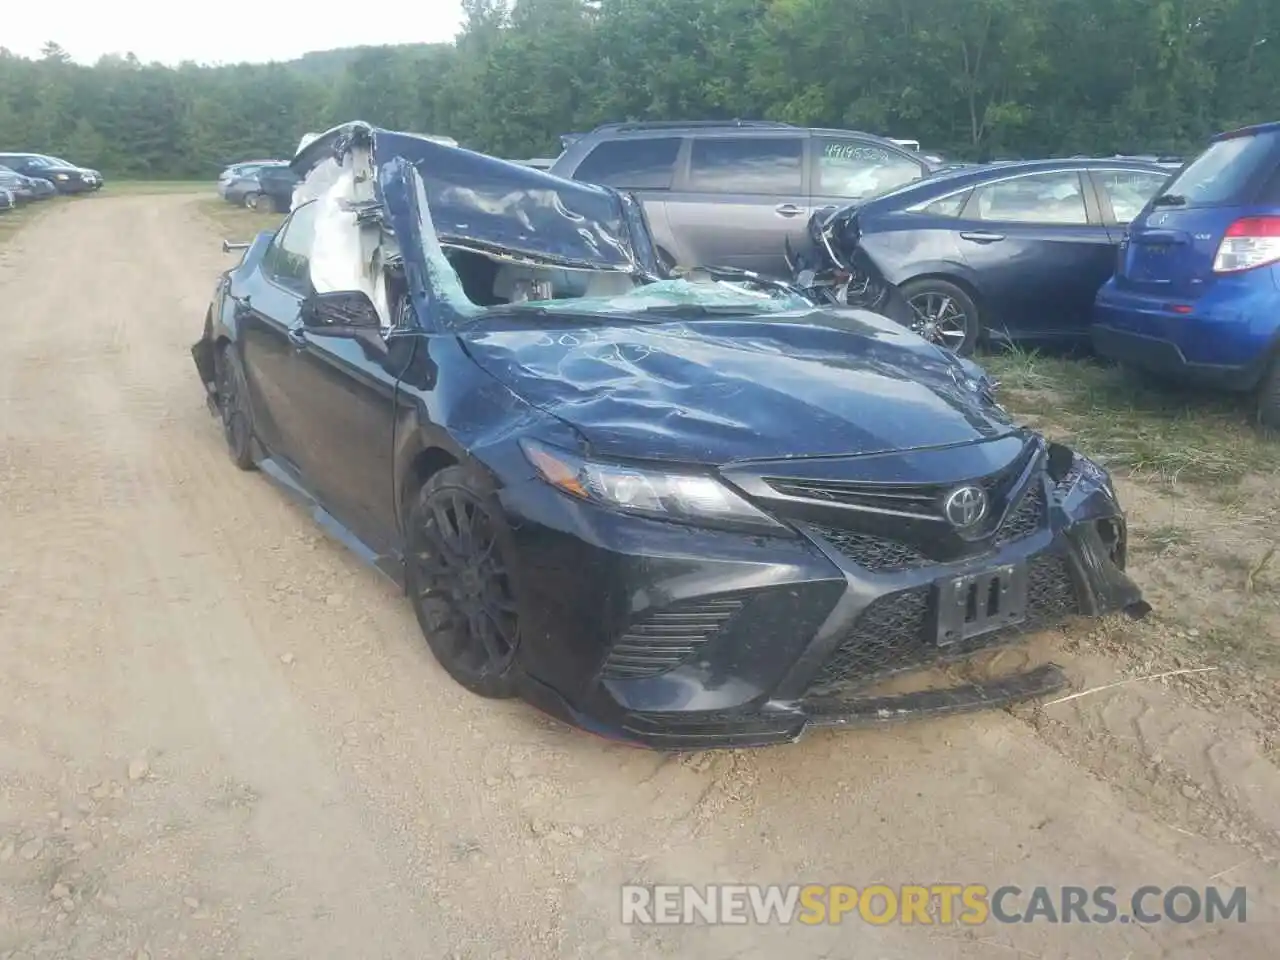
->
1257;355;1280;433
216;345;257;470
404;465;523;699
243;191;262;210
900;278;981;356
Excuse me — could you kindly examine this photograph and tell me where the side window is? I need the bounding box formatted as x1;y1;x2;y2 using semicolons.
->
917;191;971;218
263;200;319;296
687;137;804;194
572;137;681;190
971;171;1088;225
1095;170;1170;223
816;138;924;199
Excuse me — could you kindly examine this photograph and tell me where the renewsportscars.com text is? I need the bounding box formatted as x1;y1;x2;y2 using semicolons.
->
621;884;1248;926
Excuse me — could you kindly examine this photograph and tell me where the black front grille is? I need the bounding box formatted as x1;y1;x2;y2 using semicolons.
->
767;478;941;518
812;481;1047;572
601;594;747;680
765;441;1039;524
807;553;1080;691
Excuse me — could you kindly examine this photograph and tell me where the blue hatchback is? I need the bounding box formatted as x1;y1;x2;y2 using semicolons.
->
1093;121;1280;427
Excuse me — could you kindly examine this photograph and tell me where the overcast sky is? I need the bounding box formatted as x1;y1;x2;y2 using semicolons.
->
5;0;466;65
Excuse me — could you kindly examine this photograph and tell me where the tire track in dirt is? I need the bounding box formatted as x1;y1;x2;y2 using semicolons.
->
0;193;1275;959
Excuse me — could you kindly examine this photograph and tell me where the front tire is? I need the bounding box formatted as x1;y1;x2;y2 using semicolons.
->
405;465;522;699
216;345;257;470
900;278;981;356
243;191;262;210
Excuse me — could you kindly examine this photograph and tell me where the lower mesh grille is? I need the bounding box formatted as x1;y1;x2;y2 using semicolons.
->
994;483;1045;546
810;527;930;571
808;554;1079;691
1026;552;1078;619
601;595;747;680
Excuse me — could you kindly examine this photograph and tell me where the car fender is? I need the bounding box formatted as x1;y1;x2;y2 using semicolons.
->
191;232;274;393
859;233;985;295
389;334;589;542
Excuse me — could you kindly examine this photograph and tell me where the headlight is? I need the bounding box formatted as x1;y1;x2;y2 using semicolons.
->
520;438;786;533
54;174;69;180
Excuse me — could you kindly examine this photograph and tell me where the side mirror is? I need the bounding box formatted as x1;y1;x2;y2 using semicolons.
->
300;290;381;331
222;239;250;253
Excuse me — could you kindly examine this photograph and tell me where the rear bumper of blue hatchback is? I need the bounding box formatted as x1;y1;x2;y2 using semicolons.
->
1092;271;1280;391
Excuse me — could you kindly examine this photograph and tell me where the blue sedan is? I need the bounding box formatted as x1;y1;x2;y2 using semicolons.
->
807;159;1173;354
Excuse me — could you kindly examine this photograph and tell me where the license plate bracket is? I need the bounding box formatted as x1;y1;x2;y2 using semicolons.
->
935;563;1029;647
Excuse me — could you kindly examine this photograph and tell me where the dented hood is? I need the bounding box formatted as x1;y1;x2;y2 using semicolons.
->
459;307;1016;464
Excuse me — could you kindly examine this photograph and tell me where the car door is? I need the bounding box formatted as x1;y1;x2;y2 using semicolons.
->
232;203;322;470
810;134;927;211
663;133;808;276
954;169;1115;340
270;215;404;556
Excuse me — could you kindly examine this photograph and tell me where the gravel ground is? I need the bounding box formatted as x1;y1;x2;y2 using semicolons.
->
0;193;1275;959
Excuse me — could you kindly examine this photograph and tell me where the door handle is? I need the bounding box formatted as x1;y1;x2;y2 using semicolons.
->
287;325;308;347
775;203;804;217
960;231;1005;243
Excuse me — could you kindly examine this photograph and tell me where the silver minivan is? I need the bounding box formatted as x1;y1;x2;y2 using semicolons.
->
550;121;938;276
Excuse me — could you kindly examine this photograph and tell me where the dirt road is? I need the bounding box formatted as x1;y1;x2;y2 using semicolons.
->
0;194;1276;959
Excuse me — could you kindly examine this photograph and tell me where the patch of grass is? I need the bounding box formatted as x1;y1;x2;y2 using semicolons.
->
981;345;1280;485
194;197;284;241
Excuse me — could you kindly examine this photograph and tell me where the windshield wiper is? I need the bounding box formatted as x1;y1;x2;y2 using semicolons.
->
633;304;765;319
463;304;665;327
1152;193;1187;207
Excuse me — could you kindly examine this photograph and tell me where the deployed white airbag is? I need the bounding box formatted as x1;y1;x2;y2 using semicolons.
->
297;146;393;330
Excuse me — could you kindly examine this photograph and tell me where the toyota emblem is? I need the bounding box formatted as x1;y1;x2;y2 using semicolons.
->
943;485;988;528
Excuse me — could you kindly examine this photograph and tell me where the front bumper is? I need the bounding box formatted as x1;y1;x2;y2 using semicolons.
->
499;457;1148;749
50;178;95;194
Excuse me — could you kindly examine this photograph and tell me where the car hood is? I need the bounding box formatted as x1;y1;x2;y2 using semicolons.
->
459;307;1014;464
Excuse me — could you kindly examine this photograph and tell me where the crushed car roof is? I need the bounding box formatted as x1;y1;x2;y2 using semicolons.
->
292;121;650;272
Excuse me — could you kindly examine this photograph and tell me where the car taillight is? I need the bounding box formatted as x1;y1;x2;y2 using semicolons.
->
1213;216;1280;273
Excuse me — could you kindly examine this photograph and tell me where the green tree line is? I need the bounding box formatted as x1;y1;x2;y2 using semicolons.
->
1;0;1276;178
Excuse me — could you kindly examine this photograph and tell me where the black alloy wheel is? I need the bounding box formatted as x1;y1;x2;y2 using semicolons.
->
406;466;521;699
216;345;256;470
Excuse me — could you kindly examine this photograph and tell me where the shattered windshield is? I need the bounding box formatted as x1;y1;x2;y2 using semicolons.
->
500;277;812;319
385;144;813;329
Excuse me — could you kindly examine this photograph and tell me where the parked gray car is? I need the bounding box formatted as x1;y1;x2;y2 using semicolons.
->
219;162;291;210
0;165;37;204
550;120;942;275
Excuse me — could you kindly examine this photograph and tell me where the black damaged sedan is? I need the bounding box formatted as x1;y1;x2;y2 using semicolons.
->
192;122;1150;749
